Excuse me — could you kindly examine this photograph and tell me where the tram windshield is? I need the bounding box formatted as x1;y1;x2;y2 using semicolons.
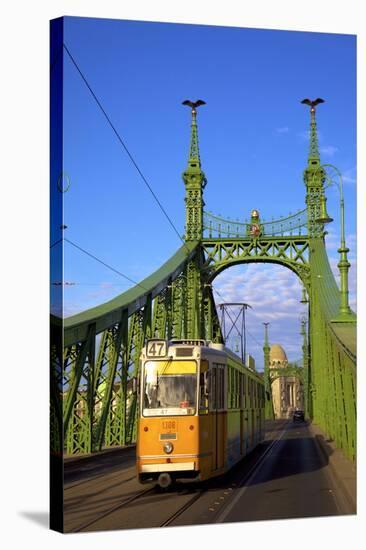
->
142;360;197;416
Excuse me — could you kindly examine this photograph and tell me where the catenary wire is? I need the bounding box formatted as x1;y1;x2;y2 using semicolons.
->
50;238;63;249
64;238;148;291
63;43;190;255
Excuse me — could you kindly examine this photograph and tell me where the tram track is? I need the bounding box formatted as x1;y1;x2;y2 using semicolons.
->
159;489;206;527
67;421;291;532
64;472;136;492
71;482;207;532
161;421;290;527
71;485;156;533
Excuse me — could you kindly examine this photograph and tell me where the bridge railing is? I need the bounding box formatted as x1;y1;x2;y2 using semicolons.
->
203;208;308;238
309;239;356;461
51;241;215;455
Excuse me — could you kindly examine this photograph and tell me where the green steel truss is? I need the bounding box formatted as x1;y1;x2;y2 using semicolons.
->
201;237;310;285
51;100;356;461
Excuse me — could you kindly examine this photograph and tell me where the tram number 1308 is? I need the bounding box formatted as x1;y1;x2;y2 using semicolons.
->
146;340;167;358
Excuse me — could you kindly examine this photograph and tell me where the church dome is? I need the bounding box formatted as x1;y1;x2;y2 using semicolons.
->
269;344;287;365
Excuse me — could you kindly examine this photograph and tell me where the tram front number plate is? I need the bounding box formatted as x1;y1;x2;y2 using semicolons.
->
161;420;177;431
147;340;167;357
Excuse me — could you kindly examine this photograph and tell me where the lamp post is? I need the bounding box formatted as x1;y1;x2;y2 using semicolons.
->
299;315;310;419
315;164;355;323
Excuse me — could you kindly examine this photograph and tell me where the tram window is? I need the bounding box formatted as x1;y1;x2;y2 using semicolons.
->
238;371;243;409
255;381;257;408
199;372;209;412
242;375;246;409
217;367;221;409
235;370;240;409
209;368;217;411
199;360;209;413
254;382;258;408
254;382;257;408
234;369;237;408
227;367;232;409
230;368;235;409
213;363;224;410
216;367;220;409
236;370;239;408
240;373;243;408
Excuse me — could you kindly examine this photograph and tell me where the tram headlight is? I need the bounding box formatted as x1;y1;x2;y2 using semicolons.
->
163;441;174;454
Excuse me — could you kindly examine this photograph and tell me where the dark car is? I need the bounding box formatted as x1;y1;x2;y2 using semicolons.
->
293;409;305;422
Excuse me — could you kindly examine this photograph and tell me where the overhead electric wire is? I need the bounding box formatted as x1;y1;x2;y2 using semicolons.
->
50;238;63;249
212;286;226;302
50;44;64;74
64;238;148;291
246;329;263;351
63;43;190;255
212;286;264;352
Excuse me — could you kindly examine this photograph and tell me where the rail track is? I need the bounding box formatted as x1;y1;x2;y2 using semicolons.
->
71;485;156;532
67;420;291;532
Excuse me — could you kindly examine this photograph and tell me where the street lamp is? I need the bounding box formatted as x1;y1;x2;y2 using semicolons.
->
300;285;308;304
314;164;355;323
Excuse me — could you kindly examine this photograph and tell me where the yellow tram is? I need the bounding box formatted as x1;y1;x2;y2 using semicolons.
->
137;339;265;488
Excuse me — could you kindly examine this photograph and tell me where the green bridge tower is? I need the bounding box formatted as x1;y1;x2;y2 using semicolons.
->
54;98;356;462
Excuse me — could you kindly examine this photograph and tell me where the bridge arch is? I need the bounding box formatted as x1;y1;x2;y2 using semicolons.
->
205;255;310;290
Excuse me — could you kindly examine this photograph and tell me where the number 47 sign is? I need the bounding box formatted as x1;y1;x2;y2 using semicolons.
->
146;340;167;357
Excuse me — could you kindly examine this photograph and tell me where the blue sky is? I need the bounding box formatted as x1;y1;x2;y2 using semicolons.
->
51;16;356;369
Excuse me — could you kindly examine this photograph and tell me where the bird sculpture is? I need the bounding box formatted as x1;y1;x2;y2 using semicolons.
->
182;99;206;113
301;98;325;112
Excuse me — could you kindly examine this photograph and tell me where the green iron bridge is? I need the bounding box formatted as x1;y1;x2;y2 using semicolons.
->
50;98;356;461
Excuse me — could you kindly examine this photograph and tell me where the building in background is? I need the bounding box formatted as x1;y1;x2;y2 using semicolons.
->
246;354;256;371
269;344;304;418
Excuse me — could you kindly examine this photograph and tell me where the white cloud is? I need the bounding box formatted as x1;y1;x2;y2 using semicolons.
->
212;243;357;369
342;166;357;185
320;145;338;157
275;126;289;134
213;263;306;369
